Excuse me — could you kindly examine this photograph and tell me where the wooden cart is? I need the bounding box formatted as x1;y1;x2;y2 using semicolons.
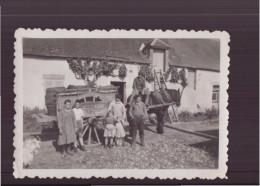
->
56;87;116;146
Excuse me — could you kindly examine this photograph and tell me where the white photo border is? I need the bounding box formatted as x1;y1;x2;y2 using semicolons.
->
13;29;230;179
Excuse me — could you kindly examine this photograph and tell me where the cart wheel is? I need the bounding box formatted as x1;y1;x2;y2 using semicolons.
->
83;117;101;147
88;117;98;126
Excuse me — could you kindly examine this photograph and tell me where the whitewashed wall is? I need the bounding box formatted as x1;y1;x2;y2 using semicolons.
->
23;57;141;109
166;68;219;113
23;56;219;113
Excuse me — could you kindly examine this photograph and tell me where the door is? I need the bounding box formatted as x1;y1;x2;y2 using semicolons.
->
187;69;196;90
153;49;165;72
110;81;126;104
212;85;219;113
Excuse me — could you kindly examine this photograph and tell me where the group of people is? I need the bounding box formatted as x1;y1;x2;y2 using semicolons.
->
57;69;165;157
57;92;148;157
57;100;86;157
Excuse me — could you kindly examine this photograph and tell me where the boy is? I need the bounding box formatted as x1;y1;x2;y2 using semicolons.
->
129;94;148;147
84;68;97;88
72;100;86;152
128;72;149;106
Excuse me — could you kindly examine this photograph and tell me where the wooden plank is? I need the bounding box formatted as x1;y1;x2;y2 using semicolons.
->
93;127;101;143
24;132;56;135
57;91;86;96
88;127;92;145
147;102;178;109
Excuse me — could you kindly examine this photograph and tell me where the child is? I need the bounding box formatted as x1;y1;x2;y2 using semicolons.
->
108;93;127;146
72;100;86;152
84;68;97;88
115;117;126;146
103;110;116;149
57;99;77;157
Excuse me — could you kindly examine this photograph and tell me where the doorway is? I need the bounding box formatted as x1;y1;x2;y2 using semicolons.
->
212;85;219;114
110;81;126;104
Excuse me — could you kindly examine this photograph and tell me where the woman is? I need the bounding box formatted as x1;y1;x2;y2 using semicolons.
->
57;99;77;157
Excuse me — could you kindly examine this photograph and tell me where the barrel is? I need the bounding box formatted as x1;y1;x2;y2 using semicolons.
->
45;87;65;105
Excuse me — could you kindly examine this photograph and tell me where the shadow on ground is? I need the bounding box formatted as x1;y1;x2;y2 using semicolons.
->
164;125;218;140
196;129;219;138
190;129;219;168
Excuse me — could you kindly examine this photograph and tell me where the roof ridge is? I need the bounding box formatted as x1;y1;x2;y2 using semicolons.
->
151;38;172;48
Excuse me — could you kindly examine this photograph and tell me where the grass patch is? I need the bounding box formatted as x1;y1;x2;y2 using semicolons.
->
23;107;46;133
178;108;219;122
178;111;193;122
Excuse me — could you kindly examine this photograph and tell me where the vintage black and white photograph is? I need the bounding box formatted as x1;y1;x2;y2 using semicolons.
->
13;29;229;179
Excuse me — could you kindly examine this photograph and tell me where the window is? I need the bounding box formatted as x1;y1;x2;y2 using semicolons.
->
78;98;85;103
212;85;219;102
43;74;64;89
85;96;94;102
95;96;102;102
187;69;196;90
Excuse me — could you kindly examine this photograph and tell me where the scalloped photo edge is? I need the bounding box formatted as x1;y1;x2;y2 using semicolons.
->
13;29;229;179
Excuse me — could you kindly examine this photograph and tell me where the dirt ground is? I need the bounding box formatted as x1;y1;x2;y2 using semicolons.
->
28;119;219;169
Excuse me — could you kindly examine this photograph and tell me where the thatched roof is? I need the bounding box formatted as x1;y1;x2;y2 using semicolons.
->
23;38;220;71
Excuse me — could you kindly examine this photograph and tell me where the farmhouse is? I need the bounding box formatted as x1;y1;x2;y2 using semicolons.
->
23;38;220;113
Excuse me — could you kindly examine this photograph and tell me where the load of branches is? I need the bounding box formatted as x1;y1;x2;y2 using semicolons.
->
164;66;187;87
67;58;127;80
138;65;155;83
164;66;188;96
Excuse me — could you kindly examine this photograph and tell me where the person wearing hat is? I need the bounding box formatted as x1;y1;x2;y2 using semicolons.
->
108;93;127;146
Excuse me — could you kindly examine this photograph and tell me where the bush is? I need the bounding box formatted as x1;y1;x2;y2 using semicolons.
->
205;107;218;121
23;107;46;133
178;111;192;122
193;112;204;117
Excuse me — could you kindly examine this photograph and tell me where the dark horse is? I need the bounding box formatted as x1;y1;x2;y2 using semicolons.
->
126;88;181;126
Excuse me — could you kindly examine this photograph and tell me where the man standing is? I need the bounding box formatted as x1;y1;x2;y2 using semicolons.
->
129;94;148;147
154;106;167;134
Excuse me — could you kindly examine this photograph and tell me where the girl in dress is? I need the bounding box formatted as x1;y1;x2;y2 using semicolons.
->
103;110;116;149
108;93;127;146
115;117;126;146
